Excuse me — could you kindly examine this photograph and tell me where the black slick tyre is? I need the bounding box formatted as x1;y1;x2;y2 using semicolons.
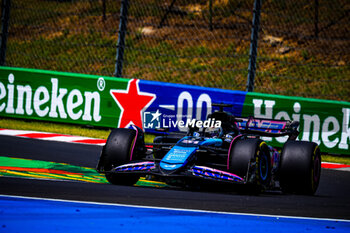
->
101;128;143;185
279;141;321;195
229;138;271;192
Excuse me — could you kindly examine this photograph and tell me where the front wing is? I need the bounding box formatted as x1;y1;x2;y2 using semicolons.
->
104;161;246;184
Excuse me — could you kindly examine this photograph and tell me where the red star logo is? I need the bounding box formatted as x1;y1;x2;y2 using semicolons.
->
110;79;156;129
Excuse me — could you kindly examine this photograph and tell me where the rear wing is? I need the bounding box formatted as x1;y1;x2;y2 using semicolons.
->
235;117;299;138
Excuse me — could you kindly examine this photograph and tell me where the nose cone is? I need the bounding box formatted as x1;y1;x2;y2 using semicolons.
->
160;146;197;174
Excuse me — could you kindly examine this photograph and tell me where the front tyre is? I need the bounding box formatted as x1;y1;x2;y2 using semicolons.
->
229;139;271;192
101;127;144;186
279;141;321;195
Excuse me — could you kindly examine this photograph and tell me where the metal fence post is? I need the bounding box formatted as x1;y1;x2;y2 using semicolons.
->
102;0;106;22
246;0;262;92
314;0;319;39
114;0;129;78
0;0;11;66
209;0;213;31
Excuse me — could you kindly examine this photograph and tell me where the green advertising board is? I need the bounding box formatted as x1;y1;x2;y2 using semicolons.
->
242;93;350;155
0;67;128;128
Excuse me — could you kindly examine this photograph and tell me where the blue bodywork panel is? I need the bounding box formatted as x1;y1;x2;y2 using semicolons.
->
177;136;222;147
160;146;197;171
160;137;223;171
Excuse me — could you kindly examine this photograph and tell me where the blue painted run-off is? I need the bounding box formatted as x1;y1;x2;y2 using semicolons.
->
0;195;349;233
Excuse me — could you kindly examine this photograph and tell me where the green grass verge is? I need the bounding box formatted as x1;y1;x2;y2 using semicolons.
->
0;118;349;165
0;156;168;187
322;155;350;165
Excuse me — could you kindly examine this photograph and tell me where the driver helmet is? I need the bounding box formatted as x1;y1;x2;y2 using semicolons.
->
204;127;222;138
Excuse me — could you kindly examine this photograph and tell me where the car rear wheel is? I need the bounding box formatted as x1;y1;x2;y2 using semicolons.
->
101;127;144;185
279;141;321;195
228;138;271;192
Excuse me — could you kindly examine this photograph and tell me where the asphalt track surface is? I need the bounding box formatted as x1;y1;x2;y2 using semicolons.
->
0;135;350;220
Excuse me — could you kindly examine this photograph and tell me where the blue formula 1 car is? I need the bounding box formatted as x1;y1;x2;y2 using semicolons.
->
97;104;321;195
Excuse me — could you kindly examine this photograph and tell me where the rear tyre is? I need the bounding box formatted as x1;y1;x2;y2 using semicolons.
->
102;127;144;185
279;141;321;195
229;139;271;193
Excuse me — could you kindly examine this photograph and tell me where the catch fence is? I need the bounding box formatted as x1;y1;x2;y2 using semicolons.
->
1;0;349;101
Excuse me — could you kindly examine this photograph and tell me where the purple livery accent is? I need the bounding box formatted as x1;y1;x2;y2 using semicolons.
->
246;117;252;130
130;125;138;161
114;161;155;172
268;145;280;171
191;166;244;183
227;135;243;170
268;146;281;171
